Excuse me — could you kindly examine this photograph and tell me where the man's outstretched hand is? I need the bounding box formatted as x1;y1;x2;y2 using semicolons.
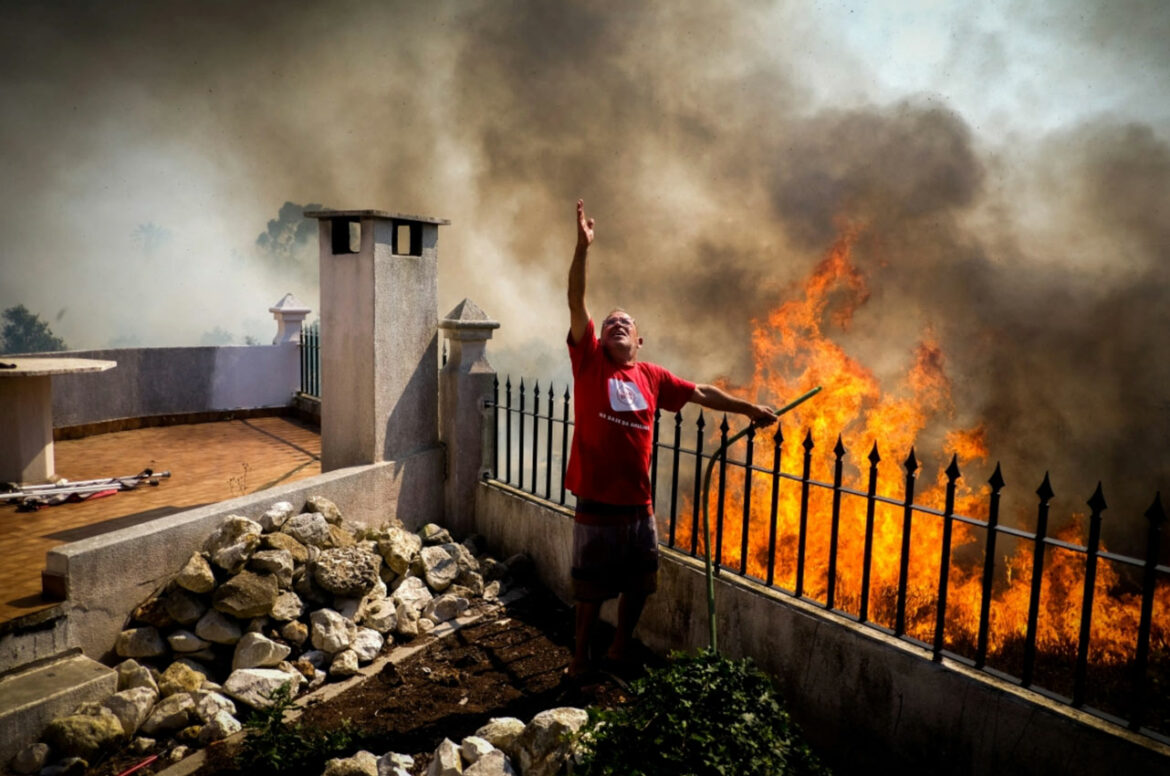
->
747;405;778;427
577;199;595;249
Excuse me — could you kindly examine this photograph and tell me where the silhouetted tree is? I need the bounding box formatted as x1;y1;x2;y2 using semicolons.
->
0;305;67;354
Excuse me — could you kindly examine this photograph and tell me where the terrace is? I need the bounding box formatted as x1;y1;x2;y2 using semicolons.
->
0;207;1166;775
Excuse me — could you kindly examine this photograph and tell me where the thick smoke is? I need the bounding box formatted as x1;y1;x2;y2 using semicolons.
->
0;2;1166;540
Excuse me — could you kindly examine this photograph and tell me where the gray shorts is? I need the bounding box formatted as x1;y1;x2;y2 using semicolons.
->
571;500;659;602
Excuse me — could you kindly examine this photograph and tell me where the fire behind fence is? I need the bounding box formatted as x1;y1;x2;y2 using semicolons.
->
488;374;1170;742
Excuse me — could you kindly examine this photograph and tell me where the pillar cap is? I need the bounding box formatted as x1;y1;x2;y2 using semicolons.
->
269;292;311;315
303;208;450;225
439;299;500;337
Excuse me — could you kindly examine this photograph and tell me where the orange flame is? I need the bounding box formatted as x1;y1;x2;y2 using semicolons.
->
676;230;1168;668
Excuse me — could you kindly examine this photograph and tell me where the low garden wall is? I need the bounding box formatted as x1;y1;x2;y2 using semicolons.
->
46;345;300;429
474;480;1170;776
41;449;442;665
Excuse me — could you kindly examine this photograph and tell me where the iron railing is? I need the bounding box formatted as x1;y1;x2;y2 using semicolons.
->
299;320;320;398
488;373;1170;741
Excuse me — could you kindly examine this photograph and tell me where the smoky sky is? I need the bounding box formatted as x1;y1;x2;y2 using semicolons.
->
0;1;1167;532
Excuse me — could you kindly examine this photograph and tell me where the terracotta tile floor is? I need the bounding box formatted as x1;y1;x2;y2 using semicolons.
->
0;417;320;625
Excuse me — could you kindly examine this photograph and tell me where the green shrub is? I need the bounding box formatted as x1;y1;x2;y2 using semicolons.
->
234;684;357;775
576;650;829;776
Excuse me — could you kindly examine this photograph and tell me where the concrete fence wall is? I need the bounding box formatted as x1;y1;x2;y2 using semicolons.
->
37;451;441;666
474;480;1170;776
46;344;300;428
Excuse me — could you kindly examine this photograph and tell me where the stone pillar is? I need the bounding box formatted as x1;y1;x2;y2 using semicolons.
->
439;299;500;536
268;293;311;345
304;209;449;470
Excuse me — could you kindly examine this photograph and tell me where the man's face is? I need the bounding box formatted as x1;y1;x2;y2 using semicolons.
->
601;311;641;362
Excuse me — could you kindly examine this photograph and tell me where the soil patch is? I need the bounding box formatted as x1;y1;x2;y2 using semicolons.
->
183;588;653;776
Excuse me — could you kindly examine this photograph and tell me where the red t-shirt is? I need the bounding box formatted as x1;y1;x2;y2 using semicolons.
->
565;319;696;505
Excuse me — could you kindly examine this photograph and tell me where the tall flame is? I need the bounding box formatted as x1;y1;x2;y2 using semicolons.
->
675;230;1168;669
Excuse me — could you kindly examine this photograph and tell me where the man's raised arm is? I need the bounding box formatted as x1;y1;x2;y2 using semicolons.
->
568;199;594;345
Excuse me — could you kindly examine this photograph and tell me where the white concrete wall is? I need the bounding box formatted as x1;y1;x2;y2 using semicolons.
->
39;451;442;666
475;481;1170;776
47;345;300;427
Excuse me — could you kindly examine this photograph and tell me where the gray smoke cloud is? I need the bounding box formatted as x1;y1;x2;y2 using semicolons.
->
0;1;1166;539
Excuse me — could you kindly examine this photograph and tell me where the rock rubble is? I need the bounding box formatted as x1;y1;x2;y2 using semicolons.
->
14;496;519;775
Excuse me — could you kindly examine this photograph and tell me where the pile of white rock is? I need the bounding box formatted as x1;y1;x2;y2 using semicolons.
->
13;496;518;775
322;707;589;776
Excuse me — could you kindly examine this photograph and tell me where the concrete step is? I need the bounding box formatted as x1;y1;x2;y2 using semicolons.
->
0;652;117;767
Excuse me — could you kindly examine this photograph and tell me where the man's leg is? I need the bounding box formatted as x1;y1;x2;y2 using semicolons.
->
606;591;647;662
569;599;603;676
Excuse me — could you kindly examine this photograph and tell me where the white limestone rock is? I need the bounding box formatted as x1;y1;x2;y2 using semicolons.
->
203;515;263;573
314;546;381;597
424;594;469;624
175;552;216;593
311;608;357;653
140;693;196;736
115;627;166;659
417;523;453;546
280;619;309;646
395;603;420;639
460;736;495;764
198;709;242;743
232;631;292;670
283;512;332;547
329;649;360;678
361;598;398;634
248;549;295;587
115;659;159;694
391;576;433;612
260;500;296;531
222;668;303;709
350;627;384;662
167;629;211;653
270;590;305;621
377;752;415;776
305;494;343;525
483;581;502;601
323;749;379;776
464;750;516;776
194;609;242;644
335;596;362;621
158;660;210;697
417;618;435;636
420;545;458;592
163;588;207;625
428;738;463;776
474;718;525;760
192;690;236;723
101;686;157;736
212;571;279;619
516;708;589;776
376;527;422;576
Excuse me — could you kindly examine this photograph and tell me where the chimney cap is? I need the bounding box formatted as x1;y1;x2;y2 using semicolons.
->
302;208;450;226
269;292;311;314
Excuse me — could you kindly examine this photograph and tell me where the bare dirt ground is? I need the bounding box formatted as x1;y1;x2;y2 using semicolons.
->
177;587;650;776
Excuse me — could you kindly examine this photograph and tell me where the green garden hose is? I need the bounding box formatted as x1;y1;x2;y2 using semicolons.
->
700;385;823;652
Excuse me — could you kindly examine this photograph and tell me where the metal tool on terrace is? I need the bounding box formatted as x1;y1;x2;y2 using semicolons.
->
700;386;823;653
0;468;170;510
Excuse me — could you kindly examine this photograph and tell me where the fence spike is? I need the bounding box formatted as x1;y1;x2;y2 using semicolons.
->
802;429;815;451
1146;492;1166;525
773;423;784;446
1087;482;1107;514
1036;472;1055;503
903;447;919;474
719;414;730;433
868;441;880;465
988;462;1005;491
833;435;846;458
563;384;571;401
945;453;961;481
697;409;706;429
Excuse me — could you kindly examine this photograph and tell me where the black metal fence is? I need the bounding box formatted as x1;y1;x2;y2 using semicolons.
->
299;320;320;398
489;373;1169;741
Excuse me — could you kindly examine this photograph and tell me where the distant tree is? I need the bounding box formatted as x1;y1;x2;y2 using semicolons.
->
256;202;323;273
199;327;235;346
0;305;67;354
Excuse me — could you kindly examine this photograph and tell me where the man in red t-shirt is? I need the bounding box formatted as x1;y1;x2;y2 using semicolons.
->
566;199;776;676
